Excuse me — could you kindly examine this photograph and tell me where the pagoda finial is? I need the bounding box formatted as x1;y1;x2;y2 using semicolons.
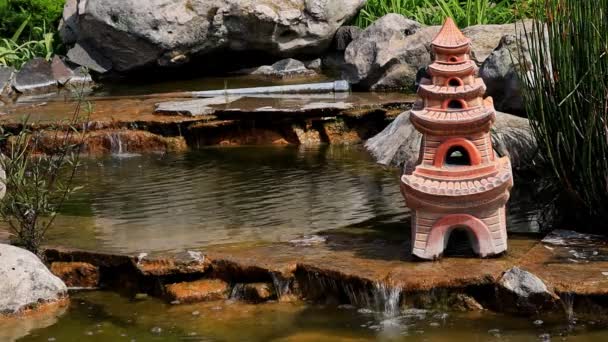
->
432;17;470;48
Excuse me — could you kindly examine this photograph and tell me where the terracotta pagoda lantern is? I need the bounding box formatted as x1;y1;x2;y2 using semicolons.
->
401;18;513;260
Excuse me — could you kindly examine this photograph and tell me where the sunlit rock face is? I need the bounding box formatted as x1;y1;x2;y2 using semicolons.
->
365;111;536;170
342;13;533;95
60;0;366;73
0;244;68;315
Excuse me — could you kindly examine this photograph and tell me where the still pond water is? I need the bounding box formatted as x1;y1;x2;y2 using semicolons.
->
7;290;608;342
42;145;540;254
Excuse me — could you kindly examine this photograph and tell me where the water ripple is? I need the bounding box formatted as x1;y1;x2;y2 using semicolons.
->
52;146;541;253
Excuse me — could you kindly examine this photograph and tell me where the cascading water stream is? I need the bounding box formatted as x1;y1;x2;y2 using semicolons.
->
229;284;246;300
343;281;403;317
373;282;402;318
106;132;140;158
107;132;123;155
271;273;292;299
560;292;576;323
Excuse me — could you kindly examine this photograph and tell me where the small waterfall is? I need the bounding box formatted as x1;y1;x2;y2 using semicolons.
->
372;282;403;317
560;292;576;323
107;132;140;158
345;282;403;317
108;132;124;155
271;273;292;299
298;270;402;317
230;284;246;300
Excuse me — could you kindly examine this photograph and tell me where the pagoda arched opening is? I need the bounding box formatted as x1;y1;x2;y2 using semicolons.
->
445;146;471;166
444;227;477;257
445;77;464;87
448;56;461;63
433;138;482;167
443;99;468;110
426;214;494;257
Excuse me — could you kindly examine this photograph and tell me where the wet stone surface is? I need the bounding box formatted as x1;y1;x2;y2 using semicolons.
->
50;262;100;289
165;279;230;303
12;58;57;94
0;91;413;154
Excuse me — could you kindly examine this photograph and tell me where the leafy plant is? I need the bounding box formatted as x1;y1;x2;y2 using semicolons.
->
0;87;90;255
519;0;608;224
0;17;56;68
355;0;539;28
0;0;65;40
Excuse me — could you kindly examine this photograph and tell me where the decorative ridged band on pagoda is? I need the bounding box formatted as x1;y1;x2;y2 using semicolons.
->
410;107;495;135
418;78;487;99
402;158;512;197
428;60;477;77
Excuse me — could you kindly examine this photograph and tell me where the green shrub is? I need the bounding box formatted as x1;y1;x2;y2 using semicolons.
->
355;0;539;28
0;92;89;256
519;0;608;224
0;0;65;41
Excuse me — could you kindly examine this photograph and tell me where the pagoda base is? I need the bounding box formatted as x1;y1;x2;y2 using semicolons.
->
411;208;507;260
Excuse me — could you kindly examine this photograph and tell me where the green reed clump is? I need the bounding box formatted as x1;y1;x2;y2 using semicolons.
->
519;0;608;224
355;0;538;28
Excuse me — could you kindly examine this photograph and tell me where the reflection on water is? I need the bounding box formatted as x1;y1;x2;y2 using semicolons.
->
18;291;608;342
94;74;331;97
19;146;541;254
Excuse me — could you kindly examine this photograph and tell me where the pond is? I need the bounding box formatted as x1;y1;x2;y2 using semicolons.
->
8;291;608;341
36;145;540;254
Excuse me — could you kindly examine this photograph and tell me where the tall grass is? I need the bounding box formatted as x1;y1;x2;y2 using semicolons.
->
519;0;608;224
355;0;538;28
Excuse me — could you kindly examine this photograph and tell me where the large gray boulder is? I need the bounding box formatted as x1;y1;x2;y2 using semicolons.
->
365;110;537;171
343;14;425;90
479;21;540;115
480;34;528;115
332;26;362;51
61;0;365;73
497;267;559;315
462;23;523;65
343;17;532;91
0;244;67;315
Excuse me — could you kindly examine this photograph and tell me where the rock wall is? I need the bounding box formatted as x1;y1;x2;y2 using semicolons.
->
60;0;366;73
338;15;536;114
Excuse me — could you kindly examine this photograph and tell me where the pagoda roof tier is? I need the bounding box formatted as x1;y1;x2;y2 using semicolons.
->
410;106;495;135
400;158;513;211
428;60;477;77
431;17;471;49
418;78;486;99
